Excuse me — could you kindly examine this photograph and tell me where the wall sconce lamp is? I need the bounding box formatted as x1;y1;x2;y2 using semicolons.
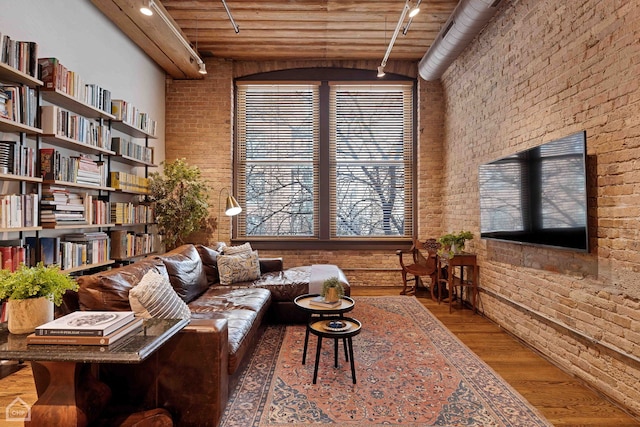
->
140;0;207;74
378;0;421;78
218;188;242;241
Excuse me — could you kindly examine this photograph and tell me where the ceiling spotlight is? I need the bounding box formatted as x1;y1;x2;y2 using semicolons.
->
377;66;386;78
409;5;420;18
198;62;207;75
140;0;154;16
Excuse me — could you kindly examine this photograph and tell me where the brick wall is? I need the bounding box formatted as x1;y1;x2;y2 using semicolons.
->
165;60;446;287
440;0;640;414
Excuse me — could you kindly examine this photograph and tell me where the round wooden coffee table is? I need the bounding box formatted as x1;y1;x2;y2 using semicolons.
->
294;294;355;366
308;317;362;384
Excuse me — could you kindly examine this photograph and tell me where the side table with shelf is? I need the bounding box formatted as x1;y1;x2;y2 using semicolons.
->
437;252;479;313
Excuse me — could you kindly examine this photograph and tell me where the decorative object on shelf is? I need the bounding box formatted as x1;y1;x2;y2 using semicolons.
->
148;158;211;250
437;230;474;258
0;262;78;334
321;276;344;303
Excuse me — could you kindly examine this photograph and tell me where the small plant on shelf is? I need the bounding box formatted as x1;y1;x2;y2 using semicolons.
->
321;277;345;302
438;230;474;258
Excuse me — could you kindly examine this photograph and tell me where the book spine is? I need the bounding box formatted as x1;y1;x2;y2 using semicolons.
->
35;328;105;337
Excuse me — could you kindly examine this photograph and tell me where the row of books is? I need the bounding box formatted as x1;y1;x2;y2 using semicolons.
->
0;140;37;177
111;202;155;225
110;171;149;193
0;85;38;127
112;99;157;136
0;193;39;229
27;311;143;346
41;105;111;149
112;137;154;164
39;148;108;187
110;230;157;259
0;245;28;272
39;58;112;115
59;232;111;269
0;33;38;78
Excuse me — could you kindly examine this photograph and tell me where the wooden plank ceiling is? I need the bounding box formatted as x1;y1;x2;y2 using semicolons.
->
91;0;459;78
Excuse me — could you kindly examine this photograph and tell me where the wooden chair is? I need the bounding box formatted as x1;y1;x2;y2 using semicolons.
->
396;238;441;299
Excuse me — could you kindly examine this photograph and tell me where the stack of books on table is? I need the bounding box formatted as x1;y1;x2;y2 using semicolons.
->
26;311;142;346
309;296;341;308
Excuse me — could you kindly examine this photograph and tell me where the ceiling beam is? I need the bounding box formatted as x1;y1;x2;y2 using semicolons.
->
91;0;204;79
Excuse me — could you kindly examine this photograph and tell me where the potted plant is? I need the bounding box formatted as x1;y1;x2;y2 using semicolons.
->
438;230;474;258
0;263;78;334
321;277;344;303
148;158;212;250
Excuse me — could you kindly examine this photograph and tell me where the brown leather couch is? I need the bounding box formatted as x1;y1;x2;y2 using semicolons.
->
50;243;349;426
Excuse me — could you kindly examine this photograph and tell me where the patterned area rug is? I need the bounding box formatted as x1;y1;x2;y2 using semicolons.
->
221;296;553;427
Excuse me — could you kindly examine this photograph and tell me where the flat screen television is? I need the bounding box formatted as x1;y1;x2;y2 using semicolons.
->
479;131;588;252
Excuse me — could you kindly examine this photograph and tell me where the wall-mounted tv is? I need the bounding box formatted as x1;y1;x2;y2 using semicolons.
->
479;131;588;252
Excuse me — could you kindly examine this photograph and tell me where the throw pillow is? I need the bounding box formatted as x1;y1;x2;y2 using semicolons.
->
222;242;252;255
129;270;191;320
217;250;261;285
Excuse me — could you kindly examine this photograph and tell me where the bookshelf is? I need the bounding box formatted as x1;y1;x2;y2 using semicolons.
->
108;104;158;262
0;52;43;265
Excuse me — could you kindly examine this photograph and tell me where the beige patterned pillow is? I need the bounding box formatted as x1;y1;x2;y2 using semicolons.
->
217;250;261;285
222;242;252;255
129;270;191;319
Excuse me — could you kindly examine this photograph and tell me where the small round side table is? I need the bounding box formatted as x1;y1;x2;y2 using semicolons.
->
308;317;362;384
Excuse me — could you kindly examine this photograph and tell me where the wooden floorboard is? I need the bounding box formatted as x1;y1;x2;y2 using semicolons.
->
0;286;638;426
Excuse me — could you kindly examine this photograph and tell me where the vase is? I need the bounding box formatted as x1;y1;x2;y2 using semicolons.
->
325;287;340;303
7;297;54;334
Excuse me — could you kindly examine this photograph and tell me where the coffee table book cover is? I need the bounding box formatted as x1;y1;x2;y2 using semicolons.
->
35;311;136;336
27;317;143;346
309;296;341;307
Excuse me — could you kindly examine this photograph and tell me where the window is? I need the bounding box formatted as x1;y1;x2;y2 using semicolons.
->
235;72;415;244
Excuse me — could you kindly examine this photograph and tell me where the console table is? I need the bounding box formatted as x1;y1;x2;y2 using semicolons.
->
0;318;188;426
437;252;478;313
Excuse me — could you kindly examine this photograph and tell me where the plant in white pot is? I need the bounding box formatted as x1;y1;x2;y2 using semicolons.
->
437;230;474;258
0;263;78;334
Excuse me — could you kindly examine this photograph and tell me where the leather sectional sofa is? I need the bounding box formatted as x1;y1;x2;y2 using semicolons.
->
50;243;350;426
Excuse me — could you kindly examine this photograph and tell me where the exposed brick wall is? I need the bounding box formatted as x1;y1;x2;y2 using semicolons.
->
440;0;640;415
165;59;445;287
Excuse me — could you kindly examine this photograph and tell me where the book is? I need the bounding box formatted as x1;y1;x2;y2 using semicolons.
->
308;296;341;308
27;317;143;346
35;311;135;336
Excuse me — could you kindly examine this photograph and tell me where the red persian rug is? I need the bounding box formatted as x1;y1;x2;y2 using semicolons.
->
220;296;553;427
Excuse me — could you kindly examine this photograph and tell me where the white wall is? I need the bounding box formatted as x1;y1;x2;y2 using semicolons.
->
0;0;166;161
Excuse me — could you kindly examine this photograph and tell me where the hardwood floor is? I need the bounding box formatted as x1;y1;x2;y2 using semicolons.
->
352;287;640;427
1;287;638;426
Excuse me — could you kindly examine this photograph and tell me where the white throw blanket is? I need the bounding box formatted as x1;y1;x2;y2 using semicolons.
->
309;264;341;294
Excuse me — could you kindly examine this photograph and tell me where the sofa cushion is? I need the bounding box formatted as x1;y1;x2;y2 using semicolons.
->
78;257;166;311
217;251;261;285
156;244;209;304
221;242;252;255
196;244;221;286
129;269;191;320
188;287;271;374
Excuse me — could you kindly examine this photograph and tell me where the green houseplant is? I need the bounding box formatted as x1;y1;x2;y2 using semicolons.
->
148;158;211;250
438;230;474;258
321;277;345;303
0;263;78;334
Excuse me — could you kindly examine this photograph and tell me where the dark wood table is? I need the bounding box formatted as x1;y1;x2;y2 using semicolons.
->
0;318;188;426
308;317;362;384
437;252;478;313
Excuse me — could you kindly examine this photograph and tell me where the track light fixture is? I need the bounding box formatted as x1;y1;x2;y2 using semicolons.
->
221;0;240;33
140;0;154;16
141;0;207;75
378;0;421;78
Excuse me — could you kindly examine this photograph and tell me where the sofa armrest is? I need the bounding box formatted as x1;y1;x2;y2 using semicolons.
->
260;257;283;274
